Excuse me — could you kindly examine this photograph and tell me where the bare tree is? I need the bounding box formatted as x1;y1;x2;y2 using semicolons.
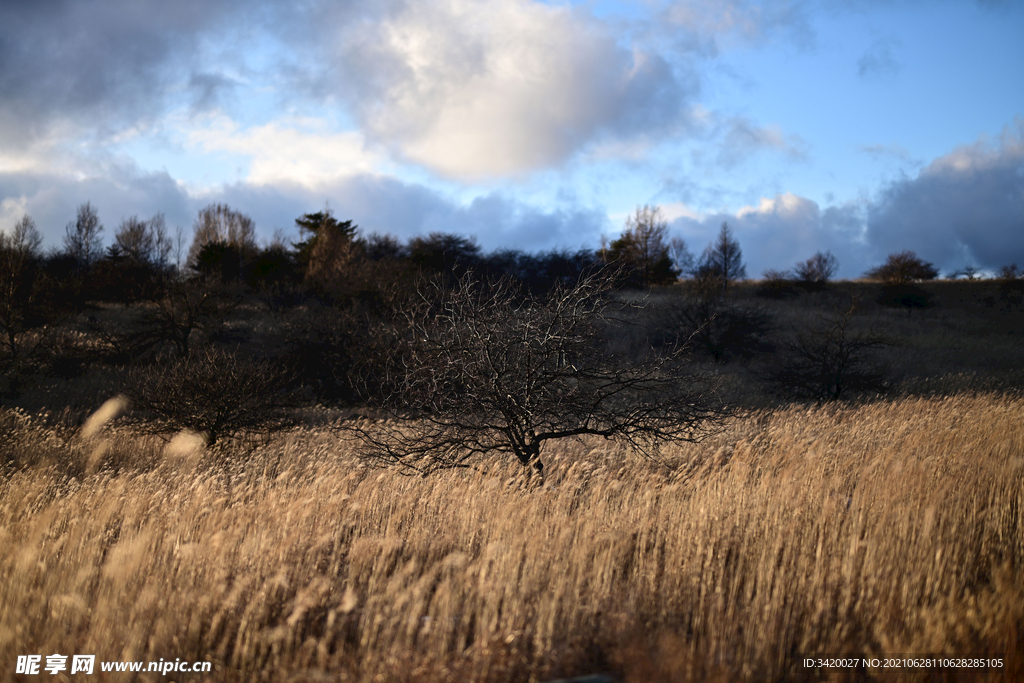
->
950;265;981;280
63;202;104;271
187;203;257;268
10;215;43;257
657;271;773;362
149;214;174;271
996;264;1021;281
766;299;891;402
793;251;839;289
864;251;938;284
111;216;154;262
123;348;303;447
111;213;173;269
0;216;46;365
352;272;730;479
669;236;695;278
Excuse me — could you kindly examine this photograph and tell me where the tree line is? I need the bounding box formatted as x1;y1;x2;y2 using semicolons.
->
3;200;1021;476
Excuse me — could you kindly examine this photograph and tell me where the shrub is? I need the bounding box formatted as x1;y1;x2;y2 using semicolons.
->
658;274;774;362
792;251;838;292
864;251;938;284
765;300;891;402
122;348;305;447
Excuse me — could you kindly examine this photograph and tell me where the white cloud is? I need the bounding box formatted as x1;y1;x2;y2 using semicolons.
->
186;115;384;188
660;201;703;222
328;0;690;179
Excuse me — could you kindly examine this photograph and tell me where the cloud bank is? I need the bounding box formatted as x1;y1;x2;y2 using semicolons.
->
667;121;1024;278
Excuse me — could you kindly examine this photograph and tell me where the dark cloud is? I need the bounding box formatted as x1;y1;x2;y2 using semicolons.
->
0;0;255;148
664;122;1024;279
0;166;192;249
188;73;240;113
865;121;1024;272
312;176;609;253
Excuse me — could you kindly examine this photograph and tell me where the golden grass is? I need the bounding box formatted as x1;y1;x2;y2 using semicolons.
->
1;393;1023;682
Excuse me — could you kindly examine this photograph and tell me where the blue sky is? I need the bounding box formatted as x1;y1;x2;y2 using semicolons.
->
1;0;1021;277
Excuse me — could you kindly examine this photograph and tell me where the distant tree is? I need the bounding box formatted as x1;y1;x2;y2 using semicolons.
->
109;213;173;269
950;265;981;281
191;241;246;283
247;244;299;293
864;251;938;284
757;268;800;299
187;204;257;271
110;216;153;263
9;215;43;257
658;271;774;362
408;232;482;280
996;264;1021;281
131;279;240;357
63;202;104;272
602;205;679;286
352;272;730;479
362;232;407;262
669;236;695;278
696;222;746;296
0;215;46;365
766;299;890;402
294;207;358;276
294;209;365;298
90;214;177;301
793;251;839;290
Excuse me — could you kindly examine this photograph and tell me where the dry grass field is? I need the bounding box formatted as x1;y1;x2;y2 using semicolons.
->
2;390;1022;681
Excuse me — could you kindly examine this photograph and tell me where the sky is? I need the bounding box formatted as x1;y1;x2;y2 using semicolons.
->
0;0;1022;278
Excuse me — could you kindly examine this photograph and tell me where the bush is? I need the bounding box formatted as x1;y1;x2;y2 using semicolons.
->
122;348;305;447
765;300;891;402
658;275;774;362
793;251;838;292
864;251;938;284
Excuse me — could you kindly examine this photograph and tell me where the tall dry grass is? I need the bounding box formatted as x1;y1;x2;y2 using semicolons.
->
1;393;1022;682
